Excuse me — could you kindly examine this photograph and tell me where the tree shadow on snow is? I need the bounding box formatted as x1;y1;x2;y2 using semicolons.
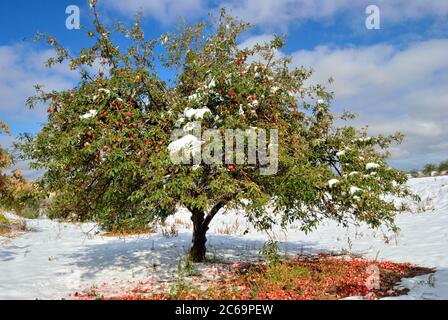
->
0;244;31;262
63;232;330;281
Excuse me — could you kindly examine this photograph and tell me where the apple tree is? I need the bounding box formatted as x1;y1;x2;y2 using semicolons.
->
20;2;412;262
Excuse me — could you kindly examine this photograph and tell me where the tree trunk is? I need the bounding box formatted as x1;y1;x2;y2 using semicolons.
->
190;209;207;262
188;201;227;262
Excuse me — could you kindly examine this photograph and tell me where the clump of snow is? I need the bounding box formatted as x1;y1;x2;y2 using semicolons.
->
188;93;200;102
208;79;216;89
168;134;202;156
79;110;97;119
328;179;339;188
238;105;245;116
349;186;362;195
249;100;259;108
184;108;211;120
366;163;381;170
98;88;111;95
356;137;372;143
323;192;333;200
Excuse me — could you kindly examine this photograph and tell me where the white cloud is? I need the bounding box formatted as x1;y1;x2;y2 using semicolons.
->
221;0;448;29
102;0;206;23
288;39;448;170
238;34;276;49
0;44;75;180
223;0;351;27
0;44;74;125
101;0;448;33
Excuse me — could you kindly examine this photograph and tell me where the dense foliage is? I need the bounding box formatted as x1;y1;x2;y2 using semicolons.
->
20;1;412;261
1;120;39;217
0;121;11;223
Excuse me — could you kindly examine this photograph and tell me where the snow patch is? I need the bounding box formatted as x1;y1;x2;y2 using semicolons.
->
328;179;339;188
79;110;97;119
168;135;202;156
366;163;381;170
349;186;362;195
184;108;211;119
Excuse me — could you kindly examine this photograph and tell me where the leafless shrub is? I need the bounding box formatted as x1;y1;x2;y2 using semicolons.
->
161;224;179;238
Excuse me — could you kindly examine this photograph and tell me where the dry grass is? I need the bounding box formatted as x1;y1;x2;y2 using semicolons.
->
102;228;156;237
173;218;192;229
214;219;241;235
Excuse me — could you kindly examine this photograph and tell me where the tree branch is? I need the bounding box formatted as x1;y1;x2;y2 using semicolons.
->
203;200;227;229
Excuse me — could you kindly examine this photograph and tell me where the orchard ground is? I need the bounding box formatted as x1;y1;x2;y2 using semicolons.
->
0;176;447;300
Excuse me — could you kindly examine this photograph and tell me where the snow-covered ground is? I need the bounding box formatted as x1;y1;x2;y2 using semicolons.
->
0;176;447;300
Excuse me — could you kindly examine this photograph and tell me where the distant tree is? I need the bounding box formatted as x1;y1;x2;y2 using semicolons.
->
0;120;14;211
438;160;448;173
409;169;420;178
20;2;412;262
0;121;11;224
423;163;438;176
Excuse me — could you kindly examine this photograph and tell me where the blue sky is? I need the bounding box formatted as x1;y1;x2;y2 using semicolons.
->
0;0;447;176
